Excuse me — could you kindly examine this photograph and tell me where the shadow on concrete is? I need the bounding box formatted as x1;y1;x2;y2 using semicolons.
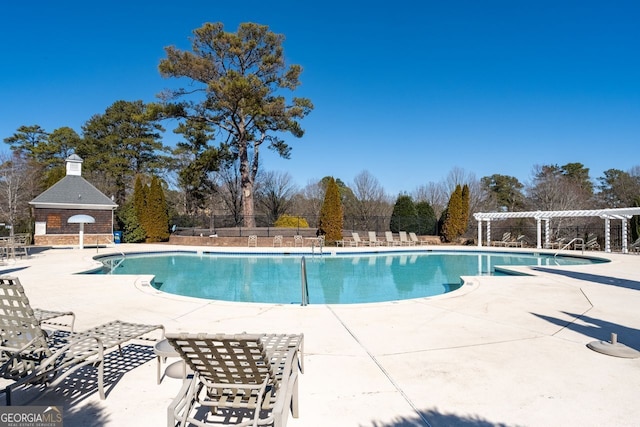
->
365;408;525;426
531;267;640;291
0;266;30;275
532;311;640;351
9;342;155;426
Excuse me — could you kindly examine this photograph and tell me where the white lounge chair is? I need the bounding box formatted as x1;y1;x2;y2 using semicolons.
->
351;232;368;247
585;234;600;250
385;231;399;246
507;235;526;247
0;276;164;405
398;231;414;246
408;232;421;245
368;231;382;246
248;235;258;247
293;235;303;247
273;235;283;247
166;332;303;427
492;232;512;247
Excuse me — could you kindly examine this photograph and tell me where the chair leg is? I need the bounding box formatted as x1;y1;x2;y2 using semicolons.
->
291;373;299;418
97;361;105;400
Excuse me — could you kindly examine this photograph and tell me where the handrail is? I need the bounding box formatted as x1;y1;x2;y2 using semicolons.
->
108;257;126;274
554;238;584;258
300;256;309;306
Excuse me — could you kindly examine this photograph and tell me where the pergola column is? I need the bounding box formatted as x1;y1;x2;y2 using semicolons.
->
477;219;483;247
604;218;611;253
622;218;628;254
486;221;491;247
542;218;549;249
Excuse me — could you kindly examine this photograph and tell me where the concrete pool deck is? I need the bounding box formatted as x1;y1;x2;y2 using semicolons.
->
2;244;640;426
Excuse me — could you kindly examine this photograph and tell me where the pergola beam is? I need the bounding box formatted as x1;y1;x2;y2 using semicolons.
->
474;207;640;252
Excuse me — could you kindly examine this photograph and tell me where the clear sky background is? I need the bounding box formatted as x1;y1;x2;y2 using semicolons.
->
2;1;639;196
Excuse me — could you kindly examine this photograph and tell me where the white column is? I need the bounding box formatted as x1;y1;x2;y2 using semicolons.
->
545;219;550;248
477;220;482;247
79;223;85;250
605;218;611;253
622;218;628;254
486;221;491;246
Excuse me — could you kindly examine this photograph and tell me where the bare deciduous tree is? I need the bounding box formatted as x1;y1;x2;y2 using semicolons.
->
0;153;39;234
346;170;391;231
255;170;299;224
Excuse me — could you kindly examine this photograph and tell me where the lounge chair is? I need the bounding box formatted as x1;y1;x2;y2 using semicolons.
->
293;235;303;247
492;232;511;247
33;308;76;332
507;235;526;248
166;332;303;427
368;231;382;246
545;237;566;249
398;231;414;246
384;231;399;246
351;232;368;247
273;235;283;247
585;234;600;251
630;236;640;253
248;235;258;247
0;276;164;405
408;232;421;245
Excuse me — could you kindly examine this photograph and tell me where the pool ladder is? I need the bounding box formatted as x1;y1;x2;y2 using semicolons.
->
301;256;309;306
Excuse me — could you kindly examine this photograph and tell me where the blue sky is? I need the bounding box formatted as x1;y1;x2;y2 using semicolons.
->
2;1;639;196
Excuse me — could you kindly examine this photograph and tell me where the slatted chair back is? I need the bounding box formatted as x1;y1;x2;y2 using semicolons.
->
169;333;272;387
0;277;52;362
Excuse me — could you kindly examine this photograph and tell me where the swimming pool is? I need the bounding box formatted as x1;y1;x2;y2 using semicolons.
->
91;251;605;304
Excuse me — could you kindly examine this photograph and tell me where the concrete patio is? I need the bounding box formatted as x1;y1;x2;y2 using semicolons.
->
2;244;639;426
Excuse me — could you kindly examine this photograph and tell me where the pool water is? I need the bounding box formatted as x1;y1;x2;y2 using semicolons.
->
91;251;604;304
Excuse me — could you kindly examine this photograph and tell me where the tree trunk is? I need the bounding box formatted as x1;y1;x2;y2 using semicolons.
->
242;180;255;227
238;141;256;228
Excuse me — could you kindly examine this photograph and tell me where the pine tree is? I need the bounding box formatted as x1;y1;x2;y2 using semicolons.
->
390;195;417;233
318;177;343;243
119;200;147;243
461;184;470;234
131;175;148;240
145;176;170;242
133;175;146;221
415;201;437;235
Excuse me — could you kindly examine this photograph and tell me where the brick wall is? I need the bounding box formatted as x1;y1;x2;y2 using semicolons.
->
34;234;114;246
34;208;113;234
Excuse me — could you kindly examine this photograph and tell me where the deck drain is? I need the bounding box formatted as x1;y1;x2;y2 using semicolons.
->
587;333;640;359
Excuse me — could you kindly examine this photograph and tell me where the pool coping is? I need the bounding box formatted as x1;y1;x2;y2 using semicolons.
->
90;246;608;307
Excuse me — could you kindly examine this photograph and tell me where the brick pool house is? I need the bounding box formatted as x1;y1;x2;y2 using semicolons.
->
29;154;118;246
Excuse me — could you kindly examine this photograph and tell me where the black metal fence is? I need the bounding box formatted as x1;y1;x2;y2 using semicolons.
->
173;214;633;248
173;214;439;236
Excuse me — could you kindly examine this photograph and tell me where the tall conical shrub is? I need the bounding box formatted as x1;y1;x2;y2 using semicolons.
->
461;184;470;231
319;177;343;243
145;176;170;242
441;185;464;242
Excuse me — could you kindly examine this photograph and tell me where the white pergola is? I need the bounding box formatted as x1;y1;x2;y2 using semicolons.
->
473;207;640;254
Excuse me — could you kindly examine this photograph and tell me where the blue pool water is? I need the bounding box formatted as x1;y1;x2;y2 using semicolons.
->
90;251;605;304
